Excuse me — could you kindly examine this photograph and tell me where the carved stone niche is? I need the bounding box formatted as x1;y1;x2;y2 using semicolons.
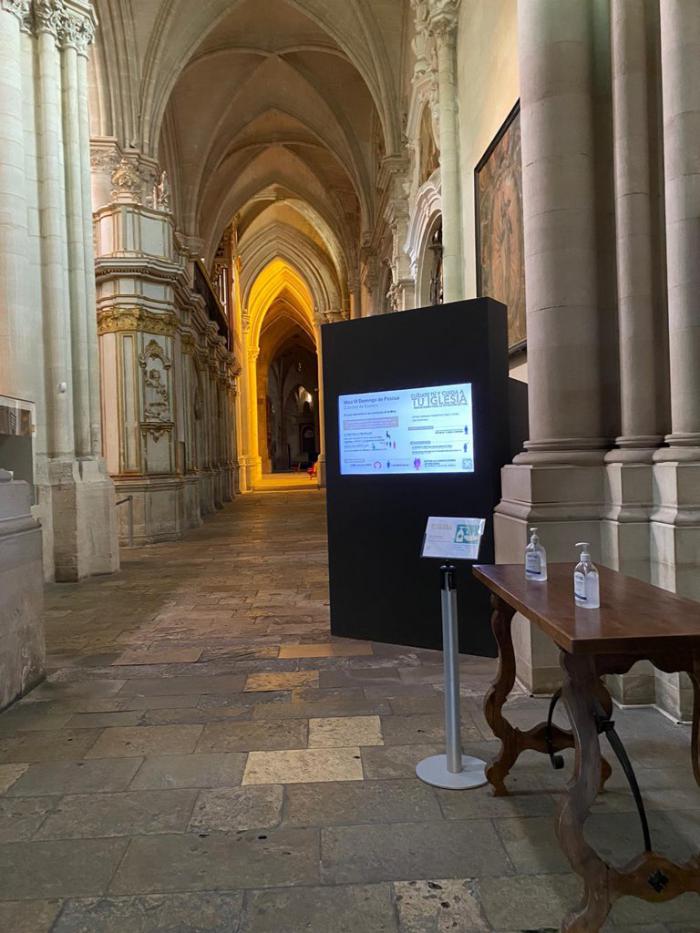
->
138;338;175;474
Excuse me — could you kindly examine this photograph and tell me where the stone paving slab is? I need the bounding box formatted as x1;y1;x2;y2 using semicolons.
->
196;719;308;753
52;893;245;932
242;883;398;932
361;743;444;780
35;789;198;839
0;796;56;842
4;758;143;796
0;729;102;764
130;752;247;790
308;715;383;747
394;878;490;932
283;779;442;827
109;828;321;894
189;785;284;833
244;672;319;692
85;725;203;759
0;899;62;933
243;747;364;785
0;762;28;793
117;675;247;696
321;819;512;884
0;838;129;899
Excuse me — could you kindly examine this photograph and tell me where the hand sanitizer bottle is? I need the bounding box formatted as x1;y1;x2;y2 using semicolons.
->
525;527;547;581
574;543;600;609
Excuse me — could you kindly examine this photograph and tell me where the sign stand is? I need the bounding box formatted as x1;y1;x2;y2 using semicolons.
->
416;519;487;790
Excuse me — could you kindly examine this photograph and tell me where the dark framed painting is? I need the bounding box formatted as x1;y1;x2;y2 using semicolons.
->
475;101;526;353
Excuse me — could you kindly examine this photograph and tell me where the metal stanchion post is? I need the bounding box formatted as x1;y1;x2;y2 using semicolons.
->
416;563;487;790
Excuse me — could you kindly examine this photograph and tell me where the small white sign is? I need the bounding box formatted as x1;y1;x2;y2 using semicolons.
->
421;516;486;561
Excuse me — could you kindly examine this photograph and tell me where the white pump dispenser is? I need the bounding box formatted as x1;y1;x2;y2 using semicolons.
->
574;543;600;609
525;527;547;581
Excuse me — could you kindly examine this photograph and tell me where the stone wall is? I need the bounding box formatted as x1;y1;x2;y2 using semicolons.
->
0;471;44;711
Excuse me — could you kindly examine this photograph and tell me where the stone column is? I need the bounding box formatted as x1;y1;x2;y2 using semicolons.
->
427;0;463;303
602;3;664;706
516;0;606;460
609;0;665;456
60;9;92;457
349;280;361;320
314;320;327;488
246;346;261;487
73;7;101;455
494;0;610;693
650;0;700;721
658;0;700;456
0;1;31;402
35;0;74;460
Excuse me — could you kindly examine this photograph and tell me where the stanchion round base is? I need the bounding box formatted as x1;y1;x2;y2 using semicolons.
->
415;754;487;790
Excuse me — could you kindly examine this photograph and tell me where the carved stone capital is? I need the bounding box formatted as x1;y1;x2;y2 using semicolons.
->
1;0;31;31
110;158;143;204
427;0;460;41
33;0;64;38
59;6;94;54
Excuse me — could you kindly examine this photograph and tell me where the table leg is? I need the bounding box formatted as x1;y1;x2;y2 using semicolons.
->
557;651;612;932
483;595;518;796
483;594;576;796
691;655;700;788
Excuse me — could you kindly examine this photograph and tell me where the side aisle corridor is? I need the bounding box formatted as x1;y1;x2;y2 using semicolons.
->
0;491;697;932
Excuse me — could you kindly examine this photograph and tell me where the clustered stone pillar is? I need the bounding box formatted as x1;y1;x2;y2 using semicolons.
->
516;0;605;460
0;0;117;582
609;0;666;456
61;9;94;458
658;0;700;457
0;1;31;404
35;0;74;460
427;0;463;303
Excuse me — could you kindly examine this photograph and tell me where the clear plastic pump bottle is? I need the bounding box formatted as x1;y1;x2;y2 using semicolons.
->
525;527;547;581
574;542;600;609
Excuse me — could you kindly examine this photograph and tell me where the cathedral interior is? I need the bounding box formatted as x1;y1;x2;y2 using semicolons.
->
0;0;699;930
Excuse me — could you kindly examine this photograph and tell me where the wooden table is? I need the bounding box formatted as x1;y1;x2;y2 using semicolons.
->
472;563;700;932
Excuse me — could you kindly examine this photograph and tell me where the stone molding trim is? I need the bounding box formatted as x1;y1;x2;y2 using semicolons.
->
95;256;185;287
97;307;178;337
139;422;174;443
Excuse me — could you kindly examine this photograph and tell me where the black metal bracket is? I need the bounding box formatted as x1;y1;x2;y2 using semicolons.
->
545;689;565;770
544;690;653;854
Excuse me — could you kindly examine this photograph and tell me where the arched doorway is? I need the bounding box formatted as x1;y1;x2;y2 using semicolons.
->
242;258;322;487
261;314;319;473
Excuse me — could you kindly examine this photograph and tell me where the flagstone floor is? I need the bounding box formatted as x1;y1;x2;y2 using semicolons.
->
0;490;698;932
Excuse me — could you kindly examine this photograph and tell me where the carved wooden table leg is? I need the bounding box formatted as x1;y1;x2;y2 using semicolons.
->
556;650;612;932
483;594;577;796
593;678;613;791
483;594;518;795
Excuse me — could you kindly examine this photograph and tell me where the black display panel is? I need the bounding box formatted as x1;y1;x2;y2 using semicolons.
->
323;299;509;655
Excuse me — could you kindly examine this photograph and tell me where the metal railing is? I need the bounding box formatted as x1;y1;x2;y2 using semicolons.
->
115;495;134;548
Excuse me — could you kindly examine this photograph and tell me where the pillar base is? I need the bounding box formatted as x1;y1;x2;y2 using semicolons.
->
0;474;45;711
495;461;607;693
654;671;694;722
36;457;119;582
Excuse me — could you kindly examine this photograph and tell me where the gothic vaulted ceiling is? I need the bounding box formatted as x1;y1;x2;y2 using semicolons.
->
92;0;408;315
